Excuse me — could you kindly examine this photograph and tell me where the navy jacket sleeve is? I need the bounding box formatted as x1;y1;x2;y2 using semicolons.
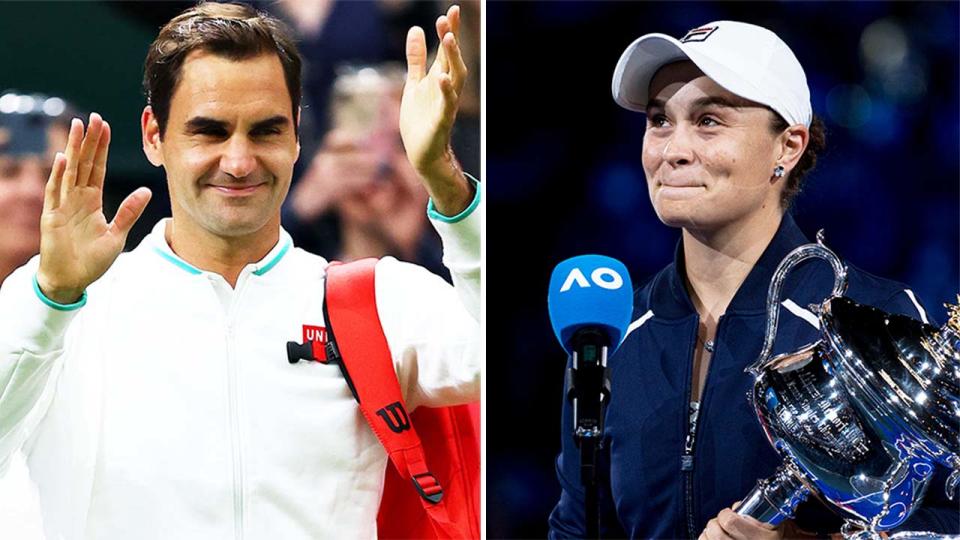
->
880;290;960;535
548;357;626;539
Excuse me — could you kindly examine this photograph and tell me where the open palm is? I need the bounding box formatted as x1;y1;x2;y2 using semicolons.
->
37;114;151;304
399;5;468;179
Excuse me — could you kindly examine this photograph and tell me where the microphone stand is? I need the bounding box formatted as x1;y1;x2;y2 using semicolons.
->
567;329;611;539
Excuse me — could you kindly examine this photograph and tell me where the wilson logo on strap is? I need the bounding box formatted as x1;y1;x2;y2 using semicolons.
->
376;401;411;433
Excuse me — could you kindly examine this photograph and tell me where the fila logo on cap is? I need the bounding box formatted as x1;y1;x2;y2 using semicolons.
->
680;25;718;43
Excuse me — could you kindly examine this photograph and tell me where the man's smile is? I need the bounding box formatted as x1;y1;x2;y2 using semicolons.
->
205;182;267;196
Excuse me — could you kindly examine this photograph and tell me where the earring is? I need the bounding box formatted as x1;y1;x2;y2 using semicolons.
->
773;165;785;178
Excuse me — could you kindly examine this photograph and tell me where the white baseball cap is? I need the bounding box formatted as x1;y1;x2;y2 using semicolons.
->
611;21;812;127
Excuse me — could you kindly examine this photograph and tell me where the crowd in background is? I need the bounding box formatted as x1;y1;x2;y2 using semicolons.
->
0;0;480;278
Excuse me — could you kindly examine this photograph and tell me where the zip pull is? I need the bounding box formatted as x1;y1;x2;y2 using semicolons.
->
681;401;700;471
681;443;696;471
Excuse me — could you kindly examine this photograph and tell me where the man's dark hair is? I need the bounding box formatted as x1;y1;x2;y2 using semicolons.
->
143;1;302;138
769;112;827;209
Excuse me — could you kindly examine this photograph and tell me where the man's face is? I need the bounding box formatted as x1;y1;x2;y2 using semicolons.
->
641;61;783;232
157;51;299;239
0;124;66;268
0;154;46;263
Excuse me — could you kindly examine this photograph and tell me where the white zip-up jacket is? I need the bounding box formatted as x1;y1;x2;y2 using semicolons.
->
0;190;481;540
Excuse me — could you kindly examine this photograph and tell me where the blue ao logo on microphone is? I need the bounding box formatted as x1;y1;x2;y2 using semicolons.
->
547;255;634;354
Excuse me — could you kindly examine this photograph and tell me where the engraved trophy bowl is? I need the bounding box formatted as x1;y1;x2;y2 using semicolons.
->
736;234;960;540
820;297;960;479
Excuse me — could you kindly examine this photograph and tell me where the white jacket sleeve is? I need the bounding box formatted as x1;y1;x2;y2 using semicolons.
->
377;179;482;410
0;256;80;473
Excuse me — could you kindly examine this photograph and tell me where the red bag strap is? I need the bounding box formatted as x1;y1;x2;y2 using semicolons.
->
324;258;453;520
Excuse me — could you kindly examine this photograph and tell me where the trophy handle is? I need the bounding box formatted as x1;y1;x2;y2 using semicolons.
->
737;460;810;526
747;231;849;375
947;456;960;500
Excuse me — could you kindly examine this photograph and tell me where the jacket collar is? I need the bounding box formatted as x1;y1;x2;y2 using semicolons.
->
654;213;811;318
146;218;293;278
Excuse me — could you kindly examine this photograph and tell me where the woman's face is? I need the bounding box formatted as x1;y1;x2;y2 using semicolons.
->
641;61;784;232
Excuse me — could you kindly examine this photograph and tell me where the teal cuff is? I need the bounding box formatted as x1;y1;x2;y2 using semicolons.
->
427;173;481;224
33;274;87;311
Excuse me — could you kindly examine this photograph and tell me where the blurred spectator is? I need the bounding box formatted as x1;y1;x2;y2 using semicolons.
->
267;0;390;150
284;64;446;276
0;92;74;282
257;1;479;274
447;0;481;177
0;90;78;540
265;0;480;174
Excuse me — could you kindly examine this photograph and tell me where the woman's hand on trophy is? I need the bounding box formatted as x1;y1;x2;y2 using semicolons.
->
700;503;839;540
699;506;782;540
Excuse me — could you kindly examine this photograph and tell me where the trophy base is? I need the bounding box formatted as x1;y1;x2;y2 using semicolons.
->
841;522;959;540
883;531;958;540
842;522;882;540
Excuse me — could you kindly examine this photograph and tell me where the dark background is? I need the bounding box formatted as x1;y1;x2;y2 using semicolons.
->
487;2;959;538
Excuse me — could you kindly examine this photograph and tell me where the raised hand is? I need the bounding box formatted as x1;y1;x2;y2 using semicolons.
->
36;114;152;304
399;4;473;216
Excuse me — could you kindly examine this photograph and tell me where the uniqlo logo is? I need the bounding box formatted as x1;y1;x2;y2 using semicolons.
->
303;325;327;361
303;325;327;343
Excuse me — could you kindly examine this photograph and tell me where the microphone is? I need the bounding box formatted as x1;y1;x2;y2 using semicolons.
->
548;254;633;440
548;255;633;538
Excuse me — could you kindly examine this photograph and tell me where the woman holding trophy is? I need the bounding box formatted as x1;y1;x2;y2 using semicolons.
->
548;20;958;540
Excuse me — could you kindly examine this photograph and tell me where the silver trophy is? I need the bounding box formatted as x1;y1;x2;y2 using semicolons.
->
736;233;960;540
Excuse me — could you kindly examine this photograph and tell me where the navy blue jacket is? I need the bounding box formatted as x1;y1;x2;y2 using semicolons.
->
549;214;958;539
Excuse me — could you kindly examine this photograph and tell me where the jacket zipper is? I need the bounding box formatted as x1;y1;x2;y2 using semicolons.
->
682;319;699;540
682;315;723;539
226;323;244;539
682;399;700;539
225;277;250;540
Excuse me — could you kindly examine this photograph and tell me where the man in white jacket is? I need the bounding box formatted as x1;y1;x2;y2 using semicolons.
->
0;3;480;539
